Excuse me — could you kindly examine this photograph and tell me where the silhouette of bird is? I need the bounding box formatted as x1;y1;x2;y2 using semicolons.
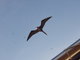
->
27;16;52;41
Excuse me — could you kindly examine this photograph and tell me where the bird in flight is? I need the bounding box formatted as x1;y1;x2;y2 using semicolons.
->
27;16;52;41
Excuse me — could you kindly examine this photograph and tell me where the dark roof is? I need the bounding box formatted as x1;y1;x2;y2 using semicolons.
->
51;39;80;60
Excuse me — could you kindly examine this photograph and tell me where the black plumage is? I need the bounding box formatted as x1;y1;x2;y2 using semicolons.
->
27;16;52;41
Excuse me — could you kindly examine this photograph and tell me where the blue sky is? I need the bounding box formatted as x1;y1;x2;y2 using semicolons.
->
0;0;80;60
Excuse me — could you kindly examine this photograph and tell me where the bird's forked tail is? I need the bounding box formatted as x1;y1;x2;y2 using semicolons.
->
41;30;47;35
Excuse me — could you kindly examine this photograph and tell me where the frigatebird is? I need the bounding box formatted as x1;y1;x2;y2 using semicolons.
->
27;16;52;41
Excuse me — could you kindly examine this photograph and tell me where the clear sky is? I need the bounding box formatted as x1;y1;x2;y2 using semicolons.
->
0;0;80;60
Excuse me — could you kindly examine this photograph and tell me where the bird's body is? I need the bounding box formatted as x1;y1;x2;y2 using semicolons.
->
27;16;52;41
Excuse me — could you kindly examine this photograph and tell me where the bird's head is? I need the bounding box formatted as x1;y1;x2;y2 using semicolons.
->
37;27;39;29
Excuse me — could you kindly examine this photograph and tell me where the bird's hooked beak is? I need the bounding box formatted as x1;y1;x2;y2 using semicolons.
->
37;27;38;28
36;27;39;29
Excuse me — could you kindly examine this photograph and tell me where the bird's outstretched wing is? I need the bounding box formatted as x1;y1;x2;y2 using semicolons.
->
39;16;52;29
27;29;39;41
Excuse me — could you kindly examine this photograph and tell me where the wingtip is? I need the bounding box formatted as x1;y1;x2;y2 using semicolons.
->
48;16;52;19
50;16;52;18
47;16;52;19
